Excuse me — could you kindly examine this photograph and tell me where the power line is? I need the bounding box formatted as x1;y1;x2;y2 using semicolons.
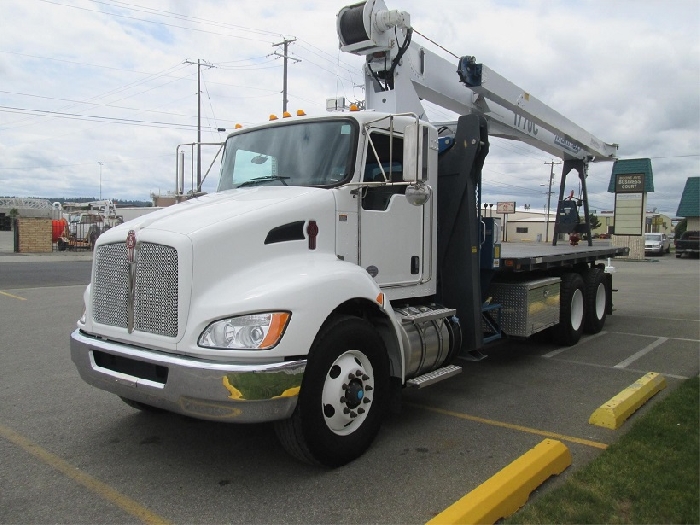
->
38;0;279;43
0;104;226;131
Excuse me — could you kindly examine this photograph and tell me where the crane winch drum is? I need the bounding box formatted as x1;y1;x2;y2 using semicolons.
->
337;0;410;54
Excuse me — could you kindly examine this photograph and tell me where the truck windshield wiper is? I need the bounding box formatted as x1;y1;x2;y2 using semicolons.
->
236;176;290;188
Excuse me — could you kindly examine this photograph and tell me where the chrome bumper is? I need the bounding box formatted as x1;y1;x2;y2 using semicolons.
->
70;329;306;423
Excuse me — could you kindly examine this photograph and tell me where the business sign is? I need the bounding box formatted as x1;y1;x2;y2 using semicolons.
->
615;173;645;193
613;192;645;236
496;201;516;214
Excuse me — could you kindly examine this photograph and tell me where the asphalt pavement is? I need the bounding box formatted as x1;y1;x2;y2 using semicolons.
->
0;235;698;524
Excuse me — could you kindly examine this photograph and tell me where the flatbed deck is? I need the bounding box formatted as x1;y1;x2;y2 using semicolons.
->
499;242;628;272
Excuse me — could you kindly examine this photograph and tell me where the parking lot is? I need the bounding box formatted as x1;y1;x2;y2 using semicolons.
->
1;244;698;524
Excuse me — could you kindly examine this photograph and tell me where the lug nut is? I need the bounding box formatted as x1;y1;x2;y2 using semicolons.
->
355;370;363;377
343;407;350;414
357;407;365;414
340;396;346;403
363;397;371;404
365;385;373;391
362;374;369;381
349;411;357;418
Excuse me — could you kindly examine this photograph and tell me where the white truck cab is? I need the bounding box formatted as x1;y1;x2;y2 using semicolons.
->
71;111;456;467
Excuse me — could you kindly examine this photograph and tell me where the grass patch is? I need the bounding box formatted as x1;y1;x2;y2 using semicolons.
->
505;376;699;524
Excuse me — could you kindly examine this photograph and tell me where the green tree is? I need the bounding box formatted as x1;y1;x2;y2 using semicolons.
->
675;218;687;237
589;213;601;230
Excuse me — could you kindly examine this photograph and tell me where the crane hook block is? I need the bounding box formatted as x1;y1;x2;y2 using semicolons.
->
457;56;482;88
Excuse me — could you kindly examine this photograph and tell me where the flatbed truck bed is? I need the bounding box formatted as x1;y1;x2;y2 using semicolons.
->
499;242;628;272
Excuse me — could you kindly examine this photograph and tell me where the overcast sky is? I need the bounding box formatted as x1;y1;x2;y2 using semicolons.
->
1;0;698;216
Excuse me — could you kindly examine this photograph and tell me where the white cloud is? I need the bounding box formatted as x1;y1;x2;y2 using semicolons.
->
0;0;698;216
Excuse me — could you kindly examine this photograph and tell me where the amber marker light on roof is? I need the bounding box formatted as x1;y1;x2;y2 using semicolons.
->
269;114;278;121
297;109;306;116
234;123;243;129
349;104;359;111
283;111;291;118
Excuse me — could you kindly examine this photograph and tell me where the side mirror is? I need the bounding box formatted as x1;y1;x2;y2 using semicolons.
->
403;122;418;182
406;182;431;206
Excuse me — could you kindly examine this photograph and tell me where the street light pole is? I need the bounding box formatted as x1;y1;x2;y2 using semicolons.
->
98;162;103;200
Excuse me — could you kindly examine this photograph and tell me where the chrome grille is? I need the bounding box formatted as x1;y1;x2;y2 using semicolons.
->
93;242;179;337
93;243;129;328
133;243;178;337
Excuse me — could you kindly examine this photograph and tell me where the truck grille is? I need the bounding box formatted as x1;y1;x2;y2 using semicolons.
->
92;242;179;337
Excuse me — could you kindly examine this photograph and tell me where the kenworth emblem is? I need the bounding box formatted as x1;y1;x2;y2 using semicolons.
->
126;230;136;263
126;230;136;333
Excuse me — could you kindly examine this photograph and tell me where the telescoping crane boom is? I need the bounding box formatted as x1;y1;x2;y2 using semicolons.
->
337;0;618;244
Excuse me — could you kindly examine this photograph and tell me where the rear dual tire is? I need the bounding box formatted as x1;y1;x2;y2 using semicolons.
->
554;273;585;346
554;268;608;345
583;267;607;334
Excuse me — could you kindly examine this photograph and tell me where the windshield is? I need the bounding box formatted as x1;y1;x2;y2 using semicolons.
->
645;234;661;241
217;119;357;191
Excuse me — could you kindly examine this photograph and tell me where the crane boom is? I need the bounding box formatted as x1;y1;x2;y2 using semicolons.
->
337;0;618;162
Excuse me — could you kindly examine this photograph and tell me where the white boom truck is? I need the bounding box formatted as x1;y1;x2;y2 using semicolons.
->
70;0;628;466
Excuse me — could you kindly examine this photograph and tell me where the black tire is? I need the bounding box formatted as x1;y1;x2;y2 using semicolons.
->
274;315;389;467
554;273;585;346
583;268;607;334
120;397;164;413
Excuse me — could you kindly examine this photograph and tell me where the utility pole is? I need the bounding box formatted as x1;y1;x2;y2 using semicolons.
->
271;38;300;113
98;161;103;200
184;59;214;192
543;160;561;243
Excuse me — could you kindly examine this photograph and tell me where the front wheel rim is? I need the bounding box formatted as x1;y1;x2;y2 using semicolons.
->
321;349;374;436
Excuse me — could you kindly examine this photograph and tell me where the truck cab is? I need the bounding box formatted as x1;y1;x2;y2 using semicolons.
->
71;111;460;467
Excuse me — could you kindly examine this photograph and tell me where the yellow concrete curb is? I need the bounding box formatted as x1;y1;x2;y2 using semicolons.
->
588;372;666;430
589;372;666;430
426;439;571;525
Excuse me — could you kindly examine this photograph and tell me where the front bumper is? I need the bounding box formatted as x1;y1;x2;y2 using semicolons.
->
70;329;306;423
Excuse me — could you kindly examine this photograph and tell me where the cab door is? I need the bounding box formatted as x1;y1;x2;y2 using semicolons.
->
358;130;426;288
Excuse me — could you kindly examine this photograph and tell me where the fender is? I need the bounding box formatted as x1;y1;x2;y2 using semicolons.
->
181;252;404;369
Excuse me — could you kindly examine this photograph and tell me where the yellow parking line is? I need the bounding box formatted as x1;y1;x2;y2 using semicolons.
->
0;424;170;525
0;290;26;300
407;403;608;450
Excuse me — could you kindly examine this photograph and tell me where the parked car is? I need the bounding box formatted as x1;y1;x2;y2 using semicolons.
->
675;231;700;258
644;232;670;255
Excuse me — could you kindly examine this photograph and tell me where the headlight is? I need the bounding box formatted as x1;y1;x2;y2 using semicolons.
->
198;312;290;350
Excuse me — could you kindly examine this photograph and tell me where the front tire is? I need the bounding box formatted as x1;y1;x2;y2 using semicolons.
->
554;273;585;346
275;316;389;467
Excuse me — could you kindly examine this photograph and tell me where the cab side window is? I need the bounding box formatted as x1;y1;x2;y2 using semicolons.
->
362;132;405;211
